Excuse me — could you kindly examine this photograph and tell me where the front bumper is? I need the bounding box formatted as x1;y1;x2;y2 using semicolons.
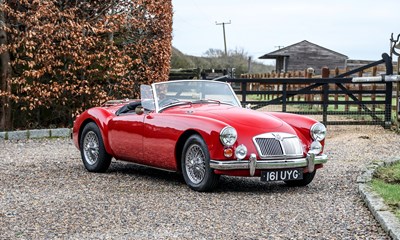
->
210;153;328;176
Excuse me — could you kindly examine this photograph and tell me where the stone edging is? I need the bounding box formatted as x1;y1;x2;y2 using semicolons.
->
357;157;400;240
0;128;72;140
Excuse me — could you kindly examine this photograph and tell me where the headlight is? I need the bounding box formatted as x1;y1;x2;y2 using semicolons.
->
310;123;326;141
220;126;237;146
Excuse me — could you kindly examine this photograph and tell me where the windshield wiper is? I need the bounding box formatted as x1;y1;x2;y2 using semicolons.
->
162;101;192;107
159;99;192;111
192;99;221;104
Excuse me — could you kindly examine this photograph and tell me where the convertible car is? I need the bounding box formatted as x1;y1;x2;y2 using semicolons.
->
72;80;328;192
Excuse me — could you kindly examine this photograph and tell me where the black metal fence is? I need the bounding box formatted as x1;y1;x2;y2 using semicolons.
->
217;53;394;128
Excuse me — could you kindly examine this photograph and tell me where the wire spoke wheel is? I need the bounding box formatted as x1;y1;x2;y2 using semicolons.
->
181;134;219;192
80;122;111;172
185;144;207;184
83;131;100;165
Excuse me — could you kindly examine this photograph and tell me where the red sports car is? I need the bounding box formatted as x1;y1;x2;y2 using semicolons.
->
73;80;328;191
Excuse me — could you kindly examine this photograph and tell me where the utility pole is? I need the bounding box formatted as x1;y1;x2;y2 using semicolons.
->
215;20;231;56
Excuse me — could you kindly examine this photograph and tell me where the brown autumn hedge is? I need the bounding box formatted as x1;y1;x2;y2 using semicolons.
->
0;0;172;130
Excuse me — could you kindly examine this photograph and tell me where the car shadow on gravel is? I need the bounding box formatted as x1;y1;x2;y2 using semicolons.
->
216;176;321;194
108;161;185;183
106;161;317;194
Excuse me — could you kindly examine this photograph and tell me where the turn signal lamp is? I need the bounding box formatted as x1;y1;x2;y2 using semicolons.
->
224;147;233;158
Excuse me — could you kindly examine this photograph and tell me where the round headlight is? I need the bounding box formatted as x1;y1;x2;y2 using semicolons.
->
220;126;237;146
310;123;326;141
235;144;247;160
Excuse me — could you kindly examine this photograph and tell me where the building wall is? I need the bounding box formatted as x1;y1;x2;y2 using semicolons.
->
275;42;347;74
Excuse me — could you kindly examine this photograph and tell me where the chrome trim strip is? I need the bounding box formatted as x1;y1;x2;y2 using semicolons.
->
210;154;328;171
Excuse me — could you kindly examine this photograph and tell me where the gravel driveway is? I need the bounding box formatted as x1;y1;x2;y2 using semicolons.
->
1;125;399;239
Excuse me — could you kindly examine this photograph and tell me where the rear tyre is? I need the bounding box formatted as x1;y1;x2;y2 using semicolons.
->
80;122;111;172
284;170;316;187
181;135;220;192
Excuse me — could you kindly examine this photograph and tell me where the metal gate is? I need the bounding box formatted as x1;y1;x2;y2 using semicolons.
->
217;53;395;128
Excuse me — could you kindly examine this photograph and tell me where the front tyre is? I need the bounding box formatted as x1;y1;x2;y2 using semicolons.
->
80;122;111;172
181;135;220;192
284;170;316;187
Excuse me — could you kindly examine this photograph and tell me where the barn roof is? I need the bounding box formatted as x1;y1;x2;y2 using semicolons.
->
259;40;348;59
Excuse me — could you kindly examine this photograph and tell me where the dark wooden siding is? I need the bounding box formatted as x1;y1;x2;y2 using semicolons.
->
260;40;348;74
284;42;347;73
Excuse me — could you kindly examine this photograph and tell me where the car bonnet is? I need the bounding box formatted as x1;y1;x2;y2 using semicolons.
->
168;104;285;130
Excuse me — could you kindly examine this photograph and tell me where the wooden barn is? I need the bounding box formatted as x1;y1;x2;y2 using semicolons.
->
259;40;348;74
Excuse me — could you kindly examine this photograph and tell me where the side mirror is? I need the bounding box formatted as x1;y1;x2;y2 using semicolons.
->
135;106;144;115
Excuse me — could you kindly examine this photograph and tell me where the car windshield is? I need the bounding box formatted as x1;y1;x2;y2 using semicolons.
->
153;80;241;111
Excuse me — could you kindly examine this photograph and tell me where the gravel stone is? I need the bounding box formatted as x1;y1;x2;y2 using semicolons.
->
0;125;398;239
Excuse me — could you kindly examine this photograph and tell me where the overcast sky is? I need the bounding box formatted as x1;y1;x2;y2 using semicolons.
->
172;0;400;63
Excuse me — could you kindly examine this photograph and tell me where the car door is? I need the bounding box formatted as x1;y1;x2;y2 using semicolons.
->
108;113;145;163
142;112;180;171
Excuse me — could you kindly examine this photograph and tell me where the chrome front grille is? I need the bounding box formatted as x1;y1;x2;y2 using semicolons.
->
253;133;303;159
255;138;283;156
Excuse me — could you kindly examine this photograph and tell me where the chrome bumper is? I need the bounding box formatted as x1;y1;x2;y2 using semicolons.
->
210;153;328;176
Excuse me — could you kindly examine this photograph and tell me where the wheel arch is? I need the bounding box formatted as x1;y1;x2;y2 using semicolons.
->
76;116;114;155
78;119;96;149
175;129;202;173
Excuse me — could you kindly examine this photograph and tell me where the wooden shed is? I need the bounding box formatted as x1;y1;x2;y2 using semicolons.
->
259;40;348;74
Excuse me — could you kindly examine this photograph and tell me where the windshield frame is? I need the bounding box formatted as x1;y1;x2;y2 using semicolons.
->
150;80;242;113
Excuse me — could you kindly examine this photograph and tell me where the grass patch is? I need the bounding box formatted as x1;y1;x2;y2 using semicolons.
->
371;162;400;219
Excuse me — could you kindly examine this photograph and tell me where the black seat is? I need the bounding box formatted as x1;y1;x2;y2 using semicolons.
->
115;101;142;116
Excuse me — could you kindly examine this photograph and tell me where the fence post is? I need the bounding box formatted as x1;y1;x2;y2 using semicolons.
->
321;67;330;125
385;82;393;129
372;66;377;112
358;71;363;112
306;68;313;109
282;83;287;112
241;81;247;107
334;67;339;110
344;67;350;112
297;71;302;101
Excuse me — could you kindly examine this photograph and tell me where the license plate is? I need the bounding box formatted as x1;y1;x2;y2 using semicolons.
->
261;168;303;182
